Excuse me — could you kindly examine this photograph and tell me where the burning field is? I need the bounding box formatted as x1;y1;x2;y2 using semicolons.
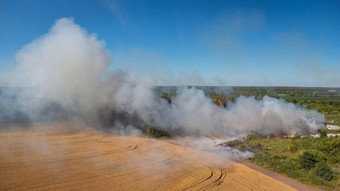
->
0;18;328;190
0;122;297;191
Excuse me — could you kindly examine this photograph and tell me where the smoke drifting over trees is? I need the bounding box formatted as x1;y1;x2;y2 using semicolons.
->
1;18;325;137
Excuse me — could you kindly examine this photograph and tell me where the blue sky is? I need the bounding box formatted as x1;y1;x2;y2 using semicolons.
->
1;0;339;86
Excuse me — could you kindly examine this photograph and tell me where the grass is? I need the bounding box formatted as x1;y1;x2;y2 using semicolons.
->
326;114;340;126
325;129;340;134
228;135;340;190
155;88;340;189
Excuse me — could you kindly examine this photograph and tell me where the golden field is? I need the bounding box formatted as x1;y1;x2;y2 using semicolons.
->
0;122;296;191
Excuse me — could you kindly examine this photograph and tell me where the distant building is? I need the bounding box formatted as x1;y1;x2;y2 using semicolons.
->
328;90;336;92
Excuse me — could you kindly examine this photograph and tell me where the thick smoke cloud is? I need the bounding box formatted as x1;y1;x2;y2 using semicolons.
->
2;18;325;137
12;18;110;108
156;88;324;136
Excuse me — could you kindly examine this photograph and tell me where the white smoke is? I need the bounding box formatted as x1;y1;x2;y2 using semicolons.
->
12;18;110;109
3;17;325;138
175;137;254;161
155;88;324;136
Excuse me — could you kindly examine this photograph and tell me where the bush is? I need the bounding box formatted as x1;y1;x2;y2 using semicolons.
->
146;126;169;138
247;134;262;141
160;92;171;103
300;151;316;170
312;151;326;163
319;130;327;138
316;162;334;181
293;134;301;139
289;142;298;152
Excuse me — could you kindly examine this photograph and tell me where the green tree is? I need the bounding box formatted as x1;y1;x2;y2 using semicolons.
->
300;151;316;170
320;130;327;138
316;162;334;181
160;92;171;104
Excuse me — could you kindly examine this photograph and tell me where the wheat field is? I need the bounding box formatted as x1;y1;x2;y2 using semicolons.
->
0;122;296;191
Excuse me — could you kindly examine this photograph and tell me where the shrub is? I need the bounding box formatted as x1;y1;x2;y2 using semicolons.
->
247;134;262;141
146;126;169;138
313;151;326;163
319;130;327;138
289;142;298;152
300;151;316;170
160;92;171;104
316;162;334;181
293;134;301;139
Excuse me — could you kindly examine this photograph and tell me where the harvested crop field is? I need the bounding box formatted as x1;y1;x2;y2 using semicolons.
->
0;122;296;191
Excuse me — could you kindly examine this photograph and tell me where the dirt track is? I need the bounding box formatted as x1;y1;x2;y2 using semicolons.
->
0;122;297;191
241;162;319;191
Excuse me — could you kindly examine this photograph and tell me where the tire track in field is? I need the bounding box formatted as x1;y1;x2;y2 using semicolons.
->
0;123;298;191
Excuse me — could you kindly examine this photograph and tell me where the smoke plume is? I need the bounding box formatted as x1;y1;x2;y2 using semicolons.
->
1;18;324;139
